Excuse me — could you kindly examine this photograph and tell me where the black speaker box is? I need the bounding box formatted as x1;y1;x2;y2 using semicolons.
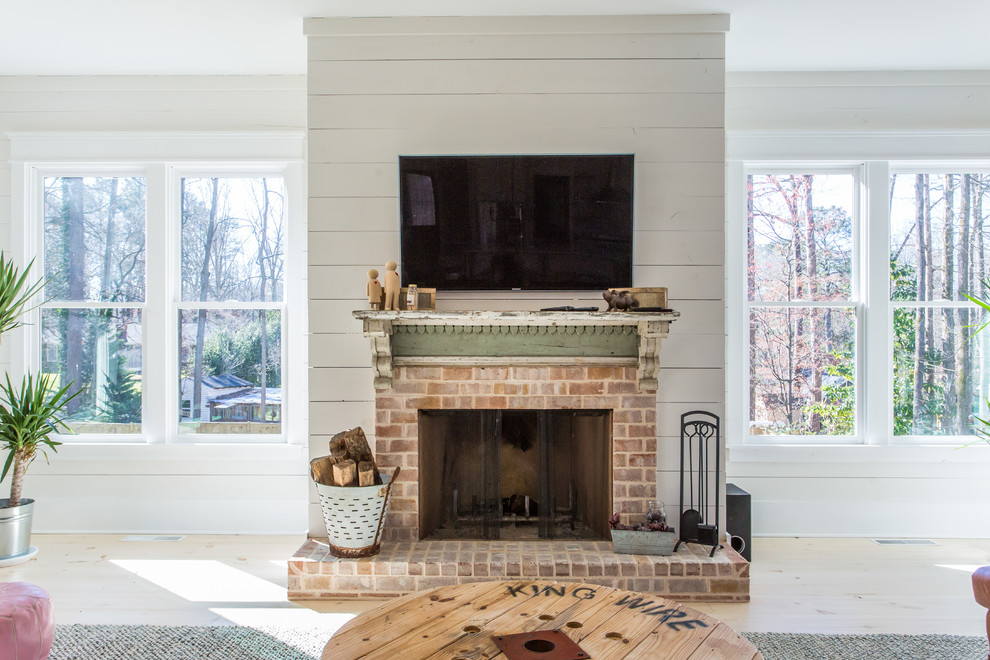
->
725;483;752;562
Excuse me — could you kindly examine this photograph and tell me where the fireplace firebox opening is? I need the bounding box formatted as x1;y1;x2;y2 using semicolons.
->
419;409;612;541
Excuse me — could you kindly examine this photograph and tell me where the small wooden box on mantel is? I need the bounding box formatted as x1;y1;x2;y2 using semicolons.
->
623;287;668;309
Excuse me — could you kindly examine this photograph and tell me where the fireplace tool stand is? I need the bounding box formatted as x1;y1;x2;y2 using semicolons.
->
674;410;722;558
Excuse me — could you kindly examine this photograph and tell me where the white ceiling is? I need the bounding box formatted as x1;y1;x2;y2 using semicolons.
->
3;0;989;76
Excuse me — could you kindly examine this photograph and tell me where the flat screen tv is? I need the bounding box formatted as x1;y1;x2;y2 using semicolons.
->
399;155;634;291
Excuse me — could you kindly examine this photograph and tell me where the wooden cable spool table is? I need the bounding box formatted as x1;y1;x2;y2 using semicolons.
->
324;580;762;659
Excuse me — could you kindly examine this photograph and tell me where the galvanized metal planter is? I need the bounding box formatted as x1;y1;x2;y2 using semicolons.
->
611;529;677;556
0;498;35;561
316;474;396;558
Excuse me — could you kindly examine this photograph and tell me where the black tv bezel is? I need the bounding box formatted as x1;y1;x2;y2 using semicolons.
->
398;153;635;292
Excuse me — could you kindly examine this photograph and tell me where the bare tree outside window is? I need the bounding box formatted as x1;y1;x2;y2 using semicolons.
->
747;174;855;436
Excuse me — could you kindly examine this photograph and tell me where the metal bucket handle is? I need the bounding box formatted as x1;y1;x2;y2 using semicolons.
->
371;466;401;547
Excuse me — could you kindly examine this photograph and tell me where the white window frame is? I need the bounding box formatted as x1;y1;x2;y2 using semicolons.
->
728;131;990;455
741;165;865;445
9;133;307;447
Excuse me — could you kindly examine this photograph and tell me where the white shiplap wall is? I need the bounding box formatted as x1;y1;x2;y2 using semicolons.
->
725;71;990;538
305;15;729;535
0;75;312;533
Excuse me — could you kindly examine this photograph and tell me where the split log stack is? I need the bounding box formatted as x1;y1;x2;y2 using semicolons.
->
310;427;384;487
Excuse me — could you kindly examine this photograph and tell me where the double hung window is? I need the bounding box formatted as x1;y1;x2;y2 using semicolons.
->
20;149;300;444
738;159;990;445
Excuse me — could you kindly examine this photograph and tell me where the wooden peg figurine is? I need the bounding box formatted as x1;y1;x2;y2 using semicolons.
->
383;261;401;310
367;269;383;310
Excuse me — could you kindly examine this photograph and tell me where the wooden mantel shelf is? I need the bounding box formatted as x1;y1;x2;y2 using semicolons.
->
353;309;679;392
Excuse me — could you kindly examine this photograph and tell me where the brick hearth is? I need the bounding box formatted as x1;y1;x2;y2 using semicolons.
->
288;538;750;603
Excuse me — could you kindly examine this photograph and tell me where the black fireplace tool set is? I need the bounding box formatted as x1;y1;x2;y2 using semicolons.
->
675;410;723;558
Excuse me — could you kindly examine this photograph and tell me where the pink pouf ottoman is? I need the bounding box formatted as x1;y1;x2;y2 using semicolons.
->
0;582;54;660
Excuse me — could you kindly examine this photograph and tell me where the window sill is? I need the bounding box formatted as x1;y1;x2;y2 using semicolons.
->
727;443;990;464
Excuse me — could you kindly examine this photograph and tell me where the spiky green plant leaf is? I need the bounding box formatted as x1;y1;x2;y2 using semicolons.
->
0;254;47;340
0;372;82;505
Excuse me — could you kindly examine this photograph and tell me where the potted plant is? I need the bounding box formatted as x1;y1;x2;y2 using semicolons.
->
0;253;80;563
0;374;80;562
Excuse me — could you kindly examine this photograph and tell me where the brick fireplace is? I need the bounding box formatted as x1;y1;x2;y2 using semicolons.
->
287;310;749;603
379;363;658;542
356;310;675;539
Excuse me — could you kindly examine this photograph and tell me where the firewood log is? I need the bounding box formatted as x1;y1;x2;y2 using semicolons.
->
329;427;382;484
332;459;358;487
310;456;339;486
358;461;375;486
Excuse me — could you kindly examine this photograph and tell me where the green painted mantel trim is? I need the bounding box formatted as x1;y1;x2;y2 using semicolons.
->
353;309;679;392
392;324;639;358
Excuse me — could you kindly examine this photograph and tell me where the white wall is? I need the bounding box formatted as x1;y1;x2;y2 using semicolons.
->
17;39;986;540
725;71;990;538
305;15;729;535
1;75;312;534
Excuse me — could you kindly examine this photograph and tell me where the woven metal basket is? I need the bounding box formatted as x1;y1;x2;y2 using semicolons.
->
316;468;398;558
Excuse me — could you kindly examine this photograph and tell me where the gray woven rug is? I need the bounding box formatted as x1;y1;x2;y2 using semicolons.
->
50;625;990;659
744;632;989;660
52;625;325;660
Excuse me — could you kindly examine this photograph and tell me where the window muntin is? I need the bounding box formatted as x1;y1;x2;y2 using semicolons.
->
746;172;858;439
890;172;990;437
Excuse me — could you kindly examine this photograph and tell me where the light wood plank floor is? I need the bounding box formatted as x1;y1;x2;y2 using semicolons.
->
0;535;986;639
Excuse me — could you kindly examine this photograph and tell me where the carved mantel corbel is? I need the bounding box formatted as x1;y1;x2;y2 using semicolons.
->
636;319;671;392
364;318;394;390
